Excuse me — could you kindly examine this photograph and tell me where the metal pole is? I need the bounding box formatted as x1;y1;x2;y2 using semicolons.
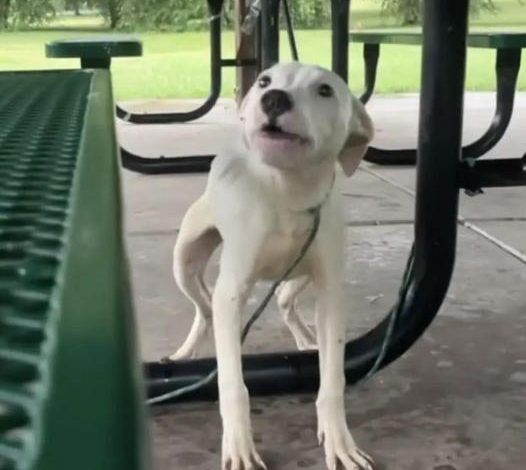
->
282;0;299;61
385;0;469;359
349;0;469;379
260;0;280;69
360;43;379;104
331;0;350;82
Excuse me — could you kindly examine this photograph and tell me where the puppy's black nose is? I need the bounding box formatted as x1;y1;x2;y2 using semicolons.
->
260;89;293;119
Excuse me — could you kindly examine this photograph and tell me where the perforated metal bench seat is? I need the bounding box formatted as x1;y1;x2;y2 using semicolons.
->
0;70;148;470
46;36;143;68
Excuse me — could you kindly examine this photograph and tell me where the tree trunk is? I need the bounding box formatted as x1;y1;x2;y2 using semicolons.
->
401;0;420;25
0;0;11;29
107;0;121;28
403;10;419;25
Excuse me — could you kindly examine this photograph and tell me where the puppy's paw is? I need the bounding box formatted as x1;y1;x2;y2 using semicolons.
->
167;345;199;361
317;407;373;470
289;321;318;351
168;320;210;361
295;333;318;351
222;428;267;470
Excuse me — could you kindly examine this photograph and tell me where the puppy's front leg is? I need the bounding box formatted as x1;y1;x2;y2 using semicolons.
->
313;229;373;470
213;250;266;470
314;278;373;470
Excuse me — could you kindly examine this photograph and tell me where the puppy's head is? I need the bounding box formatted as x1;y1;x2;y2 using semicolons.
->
240;62;373;176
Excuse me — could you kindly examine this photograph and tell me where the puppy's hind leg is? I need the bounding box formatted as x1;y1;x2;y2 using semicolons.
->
276;276;317;351
170;196;221;361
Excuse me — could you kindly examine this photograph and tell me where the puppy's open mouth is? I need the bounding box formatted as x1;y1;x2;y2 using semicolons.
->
259;123;305;142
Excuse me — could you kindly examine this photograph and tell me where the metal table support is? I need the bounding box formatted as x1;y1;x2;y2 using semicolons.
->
460;156;526;193
121;152;216;175
260;0;281;69
359;40;522;165
145;0;472;402
359;43;379;104
463;48;522;160
120;0;277;175
331;0;351;82
118;0;227;125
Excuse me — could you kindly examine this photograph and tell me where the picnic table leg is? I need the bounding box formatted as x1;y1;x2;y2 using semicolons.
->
260;0;280;69
360;43;379;104
120;0;265;174
463;47;522;160
145;0;469;403
116;0;224;125
120;152;215;174
363;44;522;166
81;57;111;69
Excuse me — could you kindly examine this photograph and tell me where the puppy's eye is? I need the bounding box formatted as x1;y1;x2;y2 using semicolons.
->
318;84;334;97
258;75;271;88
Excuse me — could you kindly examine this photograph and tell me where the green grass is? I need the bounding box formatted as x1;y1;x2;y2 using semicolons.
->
0;0;525;100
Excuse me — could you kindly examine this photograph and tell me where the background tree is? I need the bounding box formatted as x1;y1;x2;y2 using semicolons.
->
64;0;81;15
0;0;11;28
5;0;55;28
379;0;419;25
118;0;331;31
96;0;122;28
0;0;509;31
119;0;207;31
287;0;330;28
378;0;498;25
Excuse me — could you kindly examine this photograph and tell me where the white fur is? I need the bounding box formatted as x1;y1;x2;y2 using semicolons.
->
172;62;374;470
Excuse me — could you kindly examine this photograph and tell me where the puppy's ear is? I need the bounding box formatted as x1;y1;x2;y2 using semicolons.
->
338;95;374;177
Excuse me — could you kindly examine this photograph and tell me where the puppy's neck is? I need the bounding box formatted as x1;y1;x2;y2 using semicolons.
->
251;159;336;213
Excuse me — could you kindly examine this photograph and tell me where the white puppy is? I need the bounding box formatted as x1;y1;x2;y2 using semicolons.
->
172;62;374;470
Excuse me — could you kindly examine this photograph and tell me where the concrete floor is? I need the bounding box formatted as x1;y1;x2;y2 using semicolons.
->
118;93;526;470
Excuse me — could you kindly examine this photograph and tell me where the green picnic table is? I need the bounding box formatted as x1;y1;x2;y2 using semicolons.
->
0;69;149;470
350;31;525;165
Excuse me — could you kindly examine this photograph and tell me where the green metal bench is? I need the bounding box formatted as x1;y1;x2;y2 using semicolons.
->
350;31;525;165
46;36;143;69
0;69;149;470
